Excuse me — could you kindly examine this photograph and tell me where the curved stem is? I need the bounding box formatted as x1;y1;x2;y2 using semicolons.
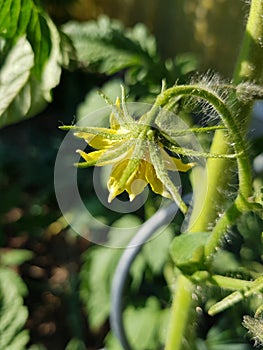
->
156;85;252;200
190;0;263;232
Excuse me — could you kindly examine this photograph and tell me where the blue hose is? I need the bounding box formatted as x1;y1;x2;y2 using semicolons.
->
110;201;180;350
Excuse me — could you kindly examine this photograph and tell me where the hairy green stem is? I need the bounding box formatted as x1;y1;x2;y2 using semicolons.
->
156;85;252;200
208;276;263;316
203;0;263;256
164;2;263;349
164;274;195;350
188;0;263;232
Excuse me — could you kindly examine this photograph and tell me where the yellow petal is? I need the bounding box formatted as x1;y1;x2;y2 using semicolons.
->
107;160;130;202
160;149;195;172
107;155;142;202
74;130;121;149
125;162;147;201
76;149;107;166
144;161;171;198
171;157;195;172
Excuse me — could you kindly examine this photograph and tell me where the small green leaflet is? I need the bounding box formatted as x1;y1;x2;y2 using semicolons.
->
170;231;210;274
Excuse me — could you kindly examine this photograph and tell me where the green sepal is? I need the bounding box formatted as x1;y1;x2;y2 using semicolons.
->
148;140;188;213
114;139;145;191
159;132;242;159
170;232;210;274
159;125;226;137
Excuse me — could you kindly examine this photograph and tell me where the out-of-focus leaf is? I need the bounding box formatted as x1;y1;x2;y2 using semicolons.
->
106;297;167;350
211;250;240;275
61;15;164;95
0;268;29;350
203;325;252;350
65;338;86;350
62;16;159;75
237;212;263;262
28;344;47;350
143;226;173;274
80;215;141;330
0;249;34;267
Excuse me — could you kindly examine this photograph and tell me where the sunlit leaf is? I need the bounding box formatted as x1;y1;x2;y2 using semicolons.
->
0;0;67;128
0;36;34;120
170;232;210;273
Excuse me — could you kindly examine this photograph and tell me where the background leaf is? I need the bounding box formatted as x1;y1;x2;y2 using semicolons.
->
0;249;33;267
0;37;34;120
170;231;210;274
62;16;159;75
106;297;168;350
0;268;29;350
0;0;68;128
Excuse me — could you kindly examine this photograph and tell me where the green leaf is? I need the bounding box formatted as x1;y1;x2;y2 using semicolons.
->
0;0;13;37
62;16;160;76
80;246;114;330
6;0;21;39
27;11;51;78
65;338;86;350
80;215;141;330
0;268;29;350
142;226;173;274
4;329;29;350
201;324;251;350
0;36;34;118
28;345;47;350
0;15;63;127
170;232;210;274
0;0;32;39
38;14;63;102
0;249;34;267
16;0;33;38
0;1;66;128
106;297;167;350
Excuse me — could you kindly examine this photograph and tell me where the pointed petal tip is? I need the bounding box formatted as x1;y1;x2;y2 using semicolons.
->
108;191;115;203
129;194;135;201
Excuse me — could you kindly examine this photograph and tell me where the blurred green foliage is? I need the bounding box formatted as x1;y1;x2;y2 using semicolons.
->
0;267;29;350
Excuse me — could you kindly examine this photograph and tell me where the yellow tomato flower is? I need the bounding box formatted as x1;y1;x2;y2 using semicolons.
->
61;93;195;213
